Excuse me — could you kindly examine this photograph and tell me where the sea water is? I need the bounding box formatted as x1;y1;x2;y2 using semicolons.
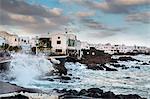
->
0;53;150;98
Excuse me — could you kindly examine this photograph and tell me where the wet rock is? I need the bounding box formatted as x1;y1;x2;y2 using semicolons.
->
87;64;104;70
122;67;129;70
78;89;87;95
47;78;54;81
68;74;72;76
41;78;54;81
110;59;118;63
54;76;71;80
124;77;131;79
61;76;71;80
131;66;140;69
1;94;29;99
101;91;116;98
72;77;80;80
87;64;118;71
54;88;146;99
85;92;101;98
67;90;78;95
141;63;149;65
87;88;103;94
55;62;67;76
116;94;144;99
118;57;140;62
111;64;126;68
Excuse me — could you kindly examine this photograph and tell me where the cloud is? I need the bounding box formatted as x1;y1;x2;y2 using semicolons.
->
0;0;63;17
60;0;150;14
99;0;150;13
79;18;107;30
76;11;95;17
126;12;150;24
88;31;116;38
0;0;70;34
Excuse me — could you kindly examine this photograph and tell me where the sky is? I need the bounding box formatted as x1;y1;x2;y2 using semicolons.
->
0;0;150;47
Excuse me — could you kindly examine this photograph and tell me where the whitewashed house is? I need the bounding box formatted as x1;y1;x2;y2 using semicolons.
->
0;37;5;46
0;31;19;46
50;33;77;55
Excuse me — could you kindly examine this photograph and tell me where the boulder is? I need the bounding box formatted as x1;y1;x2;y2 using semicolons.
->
101;91;116;98
67;90;78;95
122;67;129;70
61;76;71;80
141;63;149;65
87;88;103;94
131;66;140;69
111;64;126;68
54;76;71;80
110;59;118;63
78;89;87;95
87;64;104;70
116;94;143;99
118;57;140;62
55;62;67;76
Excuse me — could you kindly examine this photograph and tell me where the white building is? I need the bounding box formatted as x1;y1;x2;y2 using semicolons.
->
50;33;77;55
0;37;5;46
96;44;149;54
79;41;150;54
0;31;35;52
0;31;19;46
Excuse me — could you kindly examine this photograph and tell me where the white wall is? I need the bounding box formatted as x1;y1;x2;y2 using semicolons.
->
50;33;67;54
0;37;5;46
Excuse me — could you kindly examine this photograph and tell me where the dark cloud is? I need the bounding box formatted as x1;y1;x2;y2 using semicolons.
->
0;0;63;17
79;17;124;32
0;0;70;34
80;18;107;30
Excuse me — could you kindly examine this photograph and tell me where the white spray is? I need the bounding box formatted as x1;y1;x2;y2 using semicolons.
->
8;53;54;86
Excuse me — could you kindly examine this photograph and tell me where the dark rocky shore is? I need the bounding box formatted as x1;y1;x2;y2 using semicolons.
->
56;88;146;99
0;81;146;99
0;81;42;94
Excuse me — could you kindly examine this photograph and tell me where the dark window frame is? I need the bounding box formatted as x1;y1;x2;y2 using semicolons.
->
57;41;61;44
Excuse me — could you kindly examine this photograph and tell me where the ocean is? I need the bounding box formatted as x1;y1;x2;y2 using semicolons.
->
0;53;150;98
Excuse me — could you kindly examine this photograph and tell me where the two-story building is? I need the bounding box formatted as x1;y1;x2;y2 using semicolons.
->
50;33;77;55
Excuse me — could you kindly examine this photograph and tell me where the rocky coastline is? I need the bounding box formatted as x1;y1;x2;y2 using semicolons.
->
0;54;149;99
0;81;146;99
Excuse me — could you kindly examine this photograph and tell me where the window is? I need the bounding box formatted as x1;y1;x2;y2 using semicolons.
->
87;52;89;54
58;37;60;39
92;52;95;55
56;49;62;52
57;41;61;44
68;39;75;47
15;38;17;41
18;38;20;42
